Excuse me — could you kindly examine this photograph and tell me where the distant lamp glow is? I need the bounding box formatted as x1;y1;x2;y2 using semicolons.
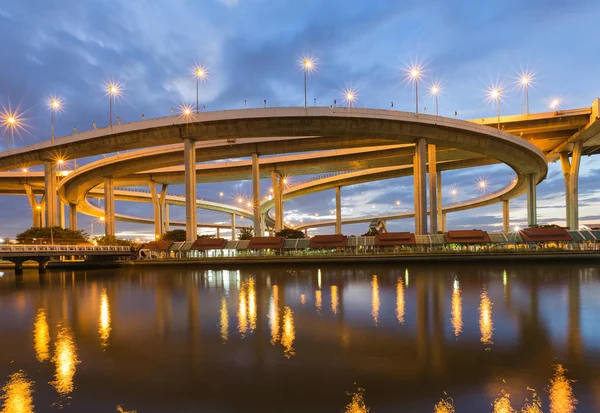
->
396;200;401;206
57;159;64;165
514;226;521;232
99;216;105;222
517;70;535;115
192;65;208;114
550;98;560;111
35;205;42;211
105;81;122;127
486;84;503;129
49;97;62;143
477;178;489;193
405;64;425;115
219;191;224;197
237;197;244;204
22;168;28;173
428;82;441;116
300;55;316;109
1;106;26;150
342;88;357;108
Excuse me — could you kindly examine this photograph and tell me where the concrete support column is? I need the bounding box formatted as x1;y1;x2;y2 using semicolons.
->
69;203;77;230
428;144;438;234
413;139;428;235
271;170;283;232
436;171;443;233
231;214;236;240
527;173;537;227
560;142;583;230
104;177;115;236
252;153;262;236
502;200;510;233
217;228;221;238
58;200;65;228
164;204;170;232
335;186;342;235
44;162;57;227
442;212;447;232
149;184;161;238
184;138;197;242
24;184;42;228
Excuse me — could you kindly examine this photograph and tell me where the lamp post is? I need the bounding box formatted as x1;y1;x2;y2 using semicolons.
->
518;71;534;115
407;66;424;115
550;98;560;111
429;83;441;116
107;83;120;126
49;98;61;143
489;87;502;129
193;66;207;114
301;56;315;109
1;110;21;151
343;89;356;108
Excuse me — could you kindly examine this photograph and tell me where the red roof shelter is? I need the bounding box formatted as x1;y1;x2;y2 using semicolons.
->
308;235;348;249
141;240;173;251
248;236;285;249
520;227;573;242
445;230;491;244
375;232;416;246
191;238;228;250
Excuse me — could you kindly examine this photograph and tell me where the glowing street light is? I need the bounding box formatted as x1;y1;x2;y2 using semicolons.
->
193;65;208;114
106;82;122;127
518;70;534;115
429;82;441;116
300;56;316;109
343;88;357;108
396;200;401;206
1;108;24;150
550;98;560;111
49;97;62;143
450;186;458;199
487;85;503;129
406;65;424;114
477;178;489;194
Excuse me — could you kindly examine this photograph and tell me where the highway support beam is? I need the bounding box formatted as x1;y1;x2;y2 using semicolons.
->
335;186;342;235
428;145;438;234
184;138;197;242
104;177;115;236
560;141;583;230
271;170;284;232
502;200;510;233
69;203;77;230
44;162;57;227
413;138;428;235
231;214;236;240
527;173;537;227
150;183;168;237
24;184;43;228
252;153;262;236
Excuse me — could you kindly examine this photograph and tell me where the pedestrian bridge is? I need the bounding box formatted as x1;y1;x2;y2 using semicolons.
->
0;245;134;274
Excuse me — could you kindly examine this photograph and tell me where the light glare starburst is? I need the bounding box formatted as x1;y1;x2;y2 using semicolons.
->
192;65;209;81
300;55;317;72
342;88;358;106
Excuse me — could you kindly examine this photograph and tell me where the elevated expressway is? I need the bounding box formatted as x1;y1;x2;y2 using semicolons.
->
0;104;597;240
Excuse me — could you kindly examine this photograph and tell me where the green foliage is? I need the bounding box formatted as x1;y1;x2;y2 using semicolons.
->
197;234;216;239
16;227;89;245
275;228;305;239
161;229;187;242
94;235;135;246
238;228;254;240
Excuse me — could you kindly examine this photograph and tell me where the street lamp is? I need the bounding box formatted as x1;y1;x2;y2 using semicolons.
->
518;70;534;115
1;108;23;151
49;97;62;143
300;56;316;109
406;65;424;115
429;82;441;116
193;65;208;114
343;88;357;108
550;98;560;111
477;178;489;194
106;82;121;126
487;85;503;129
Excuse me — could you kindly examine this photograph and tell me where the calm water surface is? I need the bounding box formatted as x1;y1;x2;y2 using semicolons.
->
0;263;599;412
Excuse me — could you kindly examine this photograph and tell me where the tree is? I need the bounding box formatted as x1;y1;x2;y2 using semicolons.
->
94;235;135;246
275;228;305;239
16;227;89;244
197;234;216;239
238;228;254;240
161;229;187;242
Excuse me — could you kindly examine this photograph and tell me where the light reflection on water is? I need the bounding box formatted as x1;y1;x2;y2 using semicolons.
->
0;371;34;413
0;264;598;412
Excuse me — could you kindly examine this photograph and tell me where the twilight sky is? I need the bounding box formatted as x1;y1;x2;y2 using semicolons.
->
0;0;599;239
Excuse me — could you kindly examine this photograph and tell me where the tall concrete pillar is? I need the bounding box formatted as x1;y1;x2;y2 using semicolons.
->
436;171;443;233
44;162;57;227
184;138;197;241
252;153;262;236
69;203;77;230
560;142;583;230
527;173;537;227
428;145;438;234
502;200;510;232
335;186;342;235
150;183;168;237
442;212;447;232
104;177;115;236
271;170;282;232
164;204;170;232
58;200;65;228
217;228;221;238
24;184;42;228
413;139;428;235
231;214;236;240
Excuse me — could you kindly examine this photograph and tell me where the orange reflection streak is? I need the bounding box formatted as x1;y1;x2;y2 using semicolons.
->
248;278;257;332
396;277;405;324
451;280;463;337
281;306;295;358
344;389;369;413
315;290;322;313
220;297;228;342
549;365;577;413
269;285;280;345
492;391;514;413
371;275;380;325
99;288;111;348
237;281;248;337
331;285;339;315
300;294;306;306
433;398;455;413
479;288;493;344
51;324;80;395
520;388;543;413
1;371;35;413
33;308;50;362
